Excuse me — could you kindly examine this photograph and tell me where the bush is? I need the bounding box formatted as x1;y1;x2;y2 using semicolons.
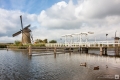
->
49;40;57;43
14;40;22;46
33;43;45;47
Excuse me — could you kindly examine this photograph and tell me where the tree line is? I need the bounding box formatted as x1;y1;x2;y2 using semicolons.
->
14;39;57;46
34;39;57;44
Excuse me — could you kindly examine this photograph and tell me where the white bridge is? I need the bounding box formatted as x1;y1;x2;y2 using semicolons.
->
46;41;120;48
46;32;120;48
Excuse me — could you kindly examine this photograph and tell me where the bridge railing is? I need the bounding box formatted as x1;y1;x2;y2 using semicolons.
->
45;41;120;47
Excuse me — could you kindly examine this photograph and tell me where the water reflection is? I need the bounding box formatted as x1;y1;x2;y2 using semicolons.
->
0;50;120;80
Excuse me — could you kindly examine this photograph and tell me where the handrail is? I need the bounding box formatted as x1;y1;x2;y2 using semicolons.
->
45;41;120;47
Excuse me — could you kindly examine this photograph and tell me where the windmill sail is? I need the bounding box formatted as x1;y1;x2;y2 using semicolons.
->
20;15;23;30
12;30;22;37
24;24;30;29
30;32;33;43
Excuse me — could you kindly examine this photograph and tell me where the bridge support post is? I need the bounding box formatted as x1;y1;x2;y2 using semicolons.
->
104;47;107;55
85;48;88;53
69;47;73;53
78;47;81;53
81;47;88;53
63;47;66;53
29;45;32;56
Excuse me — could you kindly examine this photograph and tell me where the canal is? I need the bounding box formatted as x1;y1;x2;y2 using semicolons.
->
0;49;120;80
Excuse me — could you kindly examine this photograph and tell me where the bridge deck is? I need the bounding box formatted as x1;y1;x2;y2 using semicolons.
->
46;41;120;48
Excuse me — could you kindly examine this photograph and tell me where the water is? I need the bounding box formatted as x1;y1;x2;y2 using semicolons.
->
0;49;120;80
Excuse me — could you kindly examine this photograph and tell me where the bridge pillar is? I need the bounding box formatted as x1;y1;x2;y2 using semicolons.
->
104;47;107;55
81;47;83;53
81;47;88;53
100;47;107;55
78;47;81;52
85;48;88;53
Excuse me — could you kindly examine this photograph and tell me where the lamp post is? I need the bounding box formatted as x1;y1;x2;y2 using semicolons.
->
115;30;117;37
106;34;108;47
106;34;108;41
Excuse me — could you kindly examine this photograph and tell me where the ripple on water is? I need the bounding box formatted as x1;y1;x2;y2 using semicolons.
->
0;50;120;80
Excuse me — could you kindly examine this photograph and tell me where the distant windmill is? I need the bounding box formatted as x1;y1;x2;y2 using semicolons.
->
12;15;33;45
111;31;120;44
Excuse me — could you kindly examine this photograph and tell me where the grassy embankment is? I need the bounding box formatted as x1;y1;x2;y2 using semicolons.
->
8;43;46;49
0;43;46;49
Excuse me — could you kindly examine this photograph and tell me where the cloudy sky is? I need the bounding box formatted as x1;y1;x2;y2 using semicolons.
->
0;0;120;43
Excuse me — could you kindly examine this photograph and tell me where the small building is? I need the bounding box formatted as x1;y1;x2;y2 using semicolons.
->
114;37;120;43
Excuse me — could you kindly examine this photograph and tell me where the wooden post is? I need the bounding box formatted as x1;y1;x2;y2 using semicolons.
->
78;47;81;53
100;47;103;55
70;46;71;52
6;46;8;51
81;47;83;53
115;47;119;56
63;47;65;53
29;45;32;56
54;47;56;54
54;52;56;58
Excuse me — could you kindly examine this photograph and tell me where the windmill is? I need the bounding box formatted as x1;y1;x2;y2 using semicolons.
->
12;15;33;45
111;31;120;43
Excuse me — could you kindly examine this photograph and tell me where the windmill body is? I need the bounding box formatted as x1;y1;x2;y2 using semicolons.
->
22;26;31;44
12;15;33;45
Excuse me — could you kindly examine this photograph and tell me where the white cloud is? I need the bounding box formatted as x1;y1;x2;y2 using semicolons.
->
1;0;120;43
37;0;120;41
0;36;21;43
38;0;81;29
77;0;120;18
0;8;38;43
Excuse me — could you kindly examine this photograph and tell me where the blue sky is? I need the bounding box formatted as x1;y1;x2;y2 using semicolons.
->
0;0;120;43
0;0;70;14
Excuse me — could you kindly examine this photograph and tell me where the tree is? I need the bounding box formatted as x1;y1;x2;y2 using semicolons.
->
43;39;48;43
35;39;43;44
14;40;22;46
49;40;57;43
